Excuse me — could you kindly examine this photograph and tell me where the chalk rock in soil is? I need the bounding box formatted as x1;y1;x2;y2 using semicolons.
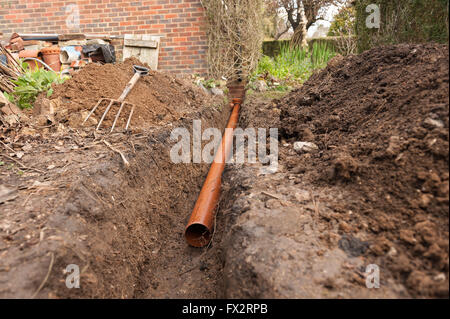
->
0;93;9;107
0;185;18;204
423;117;444;129
294;141;319;153
210;87;224;96
254;80;268;92
198;83;210;95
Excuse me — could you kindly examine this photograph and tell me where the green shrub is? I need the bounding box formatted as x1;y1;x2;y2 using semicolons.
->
4;61;68;109
355;0;449;52
328;6;356;37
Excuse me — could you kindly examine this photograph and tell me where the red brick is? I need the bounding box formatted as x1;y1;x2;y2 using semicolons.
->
0;0;208;75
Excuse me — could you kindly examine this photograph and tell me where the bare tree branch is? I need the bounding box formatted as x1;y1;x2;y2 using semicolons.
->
274;0;347;46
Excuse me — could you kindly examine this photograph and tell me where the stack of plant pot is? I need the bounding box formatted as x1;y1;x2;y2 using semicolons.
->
40;46;61;71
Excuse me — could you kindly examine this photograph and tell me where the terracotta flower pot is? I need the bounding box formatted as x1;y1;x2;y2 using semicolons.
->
18;50;44;70
40;46;61;72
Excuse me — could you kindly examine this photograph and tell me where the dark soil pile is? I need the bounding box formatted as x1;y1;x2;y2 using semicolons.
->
278;43;449;297
50;58;214;129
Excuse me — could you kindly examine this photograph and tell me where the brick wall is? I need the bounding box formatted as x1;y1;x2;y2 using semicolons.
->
0;0;208;74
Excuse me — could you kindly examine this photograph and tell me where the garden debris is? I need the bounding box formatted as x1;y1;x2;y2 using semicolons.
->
0;92;9;107
2;32;119;75
0;44;23;93
1;102;26;120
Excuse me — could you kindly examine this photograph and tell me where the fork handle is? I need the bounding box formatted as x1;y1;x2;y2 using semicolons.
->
118;72;141;102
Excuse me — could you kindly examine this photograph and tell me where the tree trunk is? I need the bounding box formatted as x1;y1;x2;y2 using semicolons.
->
290;1;308;48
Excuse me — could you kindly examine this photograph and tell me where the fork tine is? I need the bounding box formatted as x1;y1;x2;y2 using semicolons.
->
110;101;127;133
125;104;135;131
96;100;115;131
83;98;107;125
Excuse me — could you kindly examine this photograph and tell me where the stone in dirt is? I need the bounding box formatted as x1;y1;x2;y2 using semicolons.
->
424;117;445;129
293;141;319;153
254;80;268;92
0;185;18;203
210;87;224;96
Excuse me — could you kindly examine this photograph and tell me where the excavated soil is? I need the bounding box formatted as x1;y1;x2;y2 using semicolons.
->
222;43;448;298
46;57;215;130
279;43;449;297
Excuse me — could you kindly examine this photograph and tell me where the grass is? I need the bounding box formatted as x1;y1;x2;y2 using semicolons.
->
250;41;336;91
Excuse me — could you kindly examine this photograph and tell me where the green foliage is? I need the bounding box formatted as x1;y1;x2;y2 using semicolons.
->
354;0;449;52
328;6;356;36
201;78;217;89
251;41;336;90
5;61;68;109
310;41;336;69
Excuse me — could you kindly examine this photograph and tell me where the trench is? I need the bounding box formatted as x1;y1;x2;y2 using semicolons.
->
63;103;233;299
1;83;238;299
129;91;247;298
118;105;233;299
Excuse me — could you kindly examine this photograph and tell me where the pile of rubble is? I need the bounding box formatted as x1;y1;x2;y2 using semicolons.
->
0;32;122;125
1;32;117;74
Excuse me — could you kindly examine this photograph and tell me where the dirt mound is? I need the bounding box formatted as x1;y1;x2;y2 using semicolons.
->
277;43;449;297
49;57;214;130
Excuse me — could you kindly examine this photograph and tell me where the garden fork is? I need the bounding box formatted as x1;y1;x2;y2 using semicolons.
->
83;65;149;132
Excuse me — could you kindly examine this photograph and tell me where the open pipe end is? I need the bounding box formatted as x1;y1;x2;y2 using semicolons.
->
185;223;212;248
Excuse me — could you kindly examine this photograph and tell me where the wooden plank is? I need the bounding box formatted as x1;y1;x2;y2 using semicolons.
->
140;35;160;70
124;38;158;49
123;34;161;70
139;35;153;68
58;33;86;41
122;34;134;61
130;35;141;61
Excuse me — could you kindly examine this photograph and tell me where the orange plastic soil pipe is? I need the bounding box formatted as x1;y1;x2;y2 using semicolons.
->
185;97;242;247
